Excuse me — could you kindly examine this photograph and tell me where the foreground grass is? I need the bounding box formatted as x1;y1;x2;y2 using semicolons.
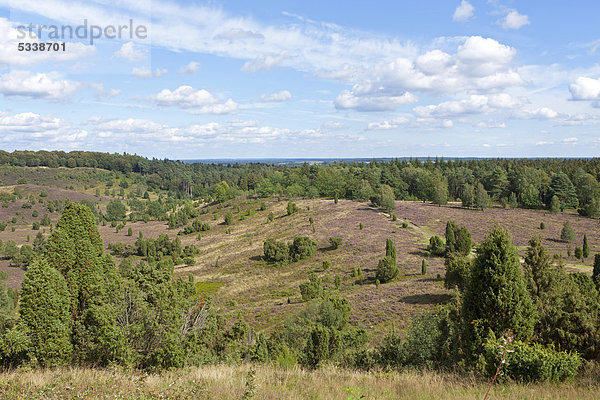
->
1;364;599;399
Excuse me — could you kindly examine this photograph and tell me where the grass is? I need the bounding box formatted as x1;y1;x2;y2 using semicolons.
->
0;364;598;399
194;281;225;296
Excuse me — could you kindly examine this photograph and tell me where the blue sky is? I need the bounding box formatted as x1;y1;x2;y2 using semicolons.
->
0;0;600;159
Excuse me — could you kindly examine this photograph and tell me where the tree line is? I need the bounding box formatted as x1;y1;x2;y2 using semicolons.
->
1;151;600;218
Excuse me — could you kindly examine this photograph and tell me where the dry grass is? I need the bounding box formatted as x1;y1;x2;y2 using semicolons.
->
0;364;598;399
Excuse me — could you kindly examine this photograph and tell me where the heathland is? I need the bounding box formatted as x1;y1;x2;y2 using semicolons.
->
0;151;599;398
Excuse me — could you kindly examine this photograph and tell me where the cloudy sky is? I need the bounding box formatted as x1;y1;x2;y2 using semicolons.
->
1;0;600;159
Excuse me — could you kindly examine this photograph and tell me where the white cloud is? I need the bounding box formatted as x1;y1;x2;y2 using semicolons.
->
517;107;560;120
148;85;219;108
562;137;578;144
536;141;554;146
453;1;474;22
214;28;264;42
413;94;522;118
178;61;200;74
0;70;79;100
113;41;146;61
330;36;524;111
131;67;168;78
0;18;94;66
366;117;410;130
321;120;346;130
0;111;62;133
145;86;239;115
501;10;530;30
569;77;600;100
441;119;453;128
93;84;121;99
415;50;453;75
188;99;239;115
456;36;516;76
259;90;292;102
242;52;288;73
335;87;417;112
475;121;506;129
0;110;87;146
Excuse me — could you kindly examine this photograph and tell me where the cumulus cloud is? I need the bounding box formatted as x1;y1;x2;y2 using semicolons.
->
453;1;474;22
113;42;146;61
148;85;219;108
0;70;79;100
0;110;87;147
501;10;530;30
259;90;292;102
131;67;168;78
569;77;600;100
331;36;524;112
178;61;200;74
456;36;516;76
0;111;62;133
146;85;238;114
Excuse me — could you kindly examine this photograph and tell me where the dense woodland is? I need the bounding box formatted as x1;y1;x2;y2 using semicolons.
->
1;151;599;219
0;150;599;386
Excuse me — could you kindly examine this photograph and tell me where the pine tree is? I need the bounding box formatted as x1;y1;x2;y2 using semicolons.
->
445;221;456;254
550;195;561;213
385;238;397;265
523;236;552;297
593;254;600;285
462;227;537;360
583;235;590;258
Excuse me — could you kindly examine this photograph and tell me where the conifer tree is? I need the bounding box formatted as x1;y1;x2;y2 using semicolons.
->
583;235;590;258
43;202;126;365
18;258;72;366
462;227;537;360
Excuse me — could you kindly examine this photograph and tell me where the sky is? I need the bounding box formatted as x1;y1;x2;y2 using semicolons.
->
0;0;600;159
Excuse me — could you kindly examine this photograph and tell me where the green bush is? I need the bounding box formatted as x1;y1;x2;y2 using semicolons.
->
428;235;446;257
328;237;342;249
561;221;575;242
287;202;299;216
289;237;317;262
263;239;289;262
224;212;234;225
444;256;471;291
299;273;323;301
376;256;398;283
484;339;581;382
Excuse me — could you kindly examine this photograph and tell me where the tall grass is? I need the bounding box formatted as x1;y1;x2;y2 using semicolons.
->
0;364;598;399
